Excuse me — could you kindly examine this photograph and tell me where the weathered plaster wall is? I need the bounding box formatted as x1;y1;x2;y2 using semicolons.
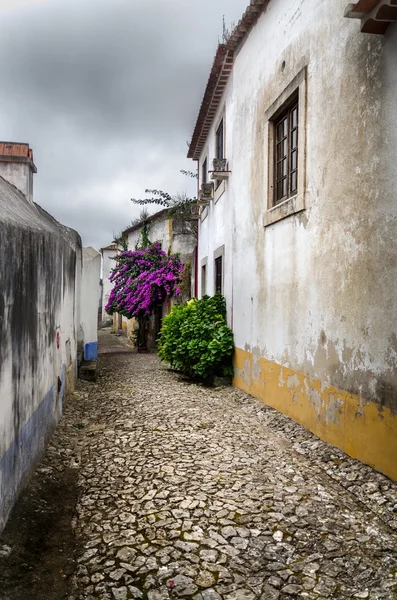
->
196;2;397;478
101;247;117;321
0;176;82;531
0;162;33;203
127;217;171;253
81;247;101;360
125;215;196;347
127;214;195;259
197;77;234;327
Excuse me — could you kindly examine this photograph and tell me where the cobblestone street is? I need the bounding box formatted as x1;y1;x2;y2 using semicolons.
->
2;330;397;600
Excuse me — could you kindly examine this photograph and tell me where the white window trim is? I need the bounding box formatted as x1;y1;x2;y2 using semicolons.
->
200;151;209;187
214;180;226;203
201;257;208;298
200;206;209;222
264;67;307;227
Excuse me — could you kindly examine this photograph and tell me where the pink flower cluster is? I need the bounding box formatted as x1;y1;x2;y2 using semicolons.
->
105;243;183;318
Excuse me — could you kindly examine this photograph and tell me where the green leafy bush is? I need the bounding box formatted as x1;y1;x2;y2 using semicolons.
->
158;294;234;381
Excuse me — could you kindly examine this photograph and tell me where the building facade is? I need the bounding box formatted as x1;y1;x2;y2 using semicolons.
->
101;243;118;323
120;210;196;348
0;142;100;532
188;0;397;479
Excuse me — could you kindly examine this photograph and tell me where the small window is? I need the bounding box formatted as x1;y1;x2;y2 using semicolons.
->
216;120;224;159
274;100;298;205
215;256;223;294
201;264;206;296
202;157;207;185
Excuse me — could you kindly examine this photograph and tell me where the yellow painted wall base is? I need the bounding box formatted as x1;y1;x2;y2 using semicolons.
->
233;347;397;481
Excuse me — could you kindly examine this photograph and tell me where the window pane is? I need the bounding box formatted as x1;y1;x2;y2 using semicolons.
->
202;159;207;185
291;171;297;193
292;106;298;128
274;100;299;206
276;142;284;161
291;129;297;149
291;150;297;171
277;118;287;140
216;120;224;159
276;180;283;200
215;256;222;293
201;265;206;296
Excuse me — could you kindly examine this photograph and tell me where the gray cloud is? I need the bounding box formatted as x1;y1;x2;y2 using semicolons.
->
0;0;248;248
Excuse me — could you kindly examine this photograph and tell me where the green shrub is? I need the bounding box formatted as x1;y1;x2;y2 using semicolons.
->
158;293;234;381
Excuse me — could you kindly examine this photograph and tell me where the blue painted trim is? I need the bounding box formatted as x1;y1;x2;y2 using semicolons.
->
84;342;98;360
0;372;64;532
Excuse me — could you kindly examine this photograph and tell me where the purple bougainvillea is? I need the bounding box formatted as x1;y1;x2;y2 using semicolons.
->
105;243;183;319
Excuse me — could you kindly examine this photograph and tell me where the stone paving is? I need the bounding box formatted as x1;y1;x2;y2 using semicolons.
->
61;330;397;600
4;330;396;600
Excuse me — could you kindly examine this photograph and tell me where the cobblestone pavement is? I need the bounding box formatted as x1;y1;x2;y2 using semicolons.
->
67;331;397;600
3;330;397;600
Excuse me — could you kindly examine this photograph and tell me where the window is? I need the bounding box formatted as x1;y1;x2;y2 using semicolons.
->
215;120;224;191
202;157;207;185
215;256;222;294
216;120;224;159
274;100;298;205
263;67;307;227
201;264;207;296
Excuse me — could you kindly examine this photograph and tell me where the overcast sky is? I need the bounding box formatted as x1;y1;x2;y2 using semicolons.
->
0;0;248;249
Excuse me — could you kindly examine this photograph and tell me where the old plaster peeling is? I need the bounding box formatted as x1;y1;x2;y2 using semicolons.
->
287;373;301;404
304;378;323;422
355;394;371;418
243;360;251;388
303;331;397;410
252;346;263;382
325;394;344;426
279;369;286;387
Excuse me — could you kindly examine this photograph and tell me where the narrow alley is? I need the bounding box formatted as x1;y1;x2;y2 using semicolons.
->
1;330;397;600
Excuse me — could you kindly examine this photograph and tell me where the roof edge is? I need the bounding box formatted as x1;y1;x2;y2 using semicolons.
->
122;207;170;237
187;0;269;161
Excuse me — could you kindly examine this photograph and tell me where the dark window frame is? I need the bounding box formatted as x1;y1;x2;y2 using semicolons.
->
202;157;208;185
201;263;207;297
216;120;224;160
215;256;223;294
274;99;299;206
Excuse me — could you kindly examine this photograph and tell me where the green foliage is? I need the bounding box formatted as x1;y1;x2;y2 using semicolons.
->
112;232;128;250
158;294;234;381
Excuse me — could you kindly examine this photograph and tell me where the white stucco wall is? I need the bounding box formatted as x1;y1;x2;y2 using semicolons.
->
0;162;33;203
127;214;195;262
81;247;101;360
0;178;84;532
101;247;117;321
197;1;397;409
127;216;170;252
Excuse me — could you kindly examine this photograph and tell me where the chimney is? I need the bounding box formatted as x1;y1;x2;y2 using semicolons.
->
0;142;37;203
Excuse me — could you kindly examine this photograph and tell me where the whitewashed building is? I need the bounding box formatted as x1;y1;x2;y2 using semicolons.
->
121;209;197;347
188;0;397;479
101;243;118;322
0;142;100;532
